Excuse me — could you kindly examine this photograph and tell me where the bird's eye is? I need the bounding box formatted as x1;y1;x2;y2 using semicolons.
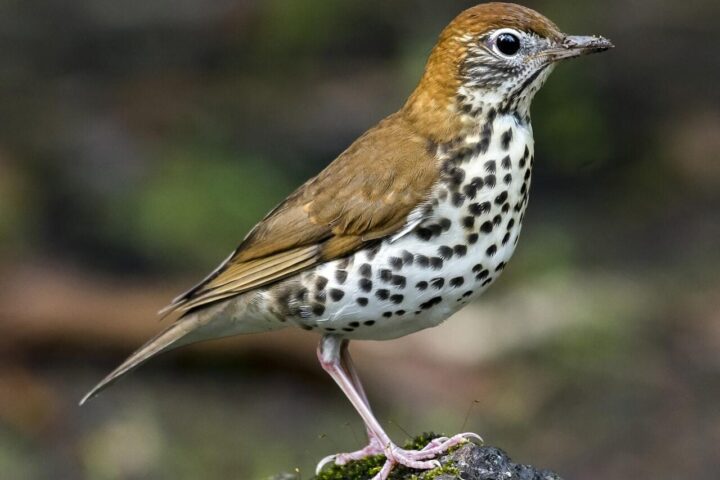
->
494;32;521;56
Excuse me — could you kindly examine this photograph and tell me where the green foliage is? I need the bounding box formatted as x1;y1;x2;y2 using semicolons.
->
107;143;294;270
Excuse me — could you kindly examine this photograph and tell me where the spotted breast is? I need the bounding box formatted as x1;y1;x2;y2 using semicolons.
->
263;109;533;340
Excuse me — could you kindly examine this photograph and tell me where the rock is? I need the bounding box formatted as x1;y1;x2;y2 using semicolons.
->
446;443;563;480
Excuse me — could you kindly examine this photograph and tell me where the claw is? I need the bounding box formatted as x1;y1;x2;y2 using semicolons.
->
315;453;338;475
460;431;484;444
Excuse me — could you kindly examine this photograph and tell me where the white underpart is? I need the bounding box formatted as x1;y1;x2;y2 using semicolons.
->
304;113;534;340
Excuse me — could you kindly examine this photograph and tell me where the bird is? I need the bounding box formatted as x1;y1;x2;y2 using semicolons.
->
81;3;612;479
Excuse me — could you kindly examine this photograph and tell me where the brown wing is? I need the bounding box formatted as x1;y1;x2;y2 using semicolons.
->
162;112;440;315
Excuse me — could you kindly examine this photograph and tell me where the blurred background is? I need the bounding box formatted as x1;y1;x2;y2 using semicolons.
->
1;0;719;478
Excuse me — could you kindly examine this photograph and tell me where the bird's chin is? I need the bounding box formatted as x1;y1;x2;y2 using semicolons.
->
544;35;614;62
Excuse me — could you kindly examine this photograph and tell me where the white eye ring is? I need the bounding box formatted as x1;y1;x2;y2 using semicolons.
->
488;28;523;58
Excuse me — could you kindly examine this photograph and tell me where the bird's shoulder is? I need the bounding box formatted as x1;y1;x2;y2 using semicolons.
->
163;112;441;315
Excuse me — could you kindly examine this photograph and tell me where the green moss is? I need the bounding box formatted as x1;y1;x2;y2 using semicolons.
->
315;433;462;480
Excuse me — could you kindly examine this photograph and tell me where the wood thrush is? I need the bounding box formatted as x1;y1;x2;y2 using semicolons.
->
82;3;612;479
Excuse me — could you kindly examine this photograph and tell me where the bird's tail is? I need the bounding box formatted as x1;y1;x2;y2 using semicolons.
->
80;291;287;405
79;312;209;406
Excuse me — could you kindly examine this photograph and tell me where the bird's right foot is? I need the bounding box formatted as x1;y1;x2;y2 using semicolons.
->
316;432;483;479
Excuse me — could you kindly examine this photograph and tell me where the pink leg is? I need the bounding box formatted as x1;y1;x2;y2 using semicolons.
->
317;344;384;470
315;336;481;480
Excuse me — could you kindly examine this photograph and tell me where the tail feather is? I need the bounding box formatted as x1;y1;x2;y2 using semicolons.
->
79;314;205;406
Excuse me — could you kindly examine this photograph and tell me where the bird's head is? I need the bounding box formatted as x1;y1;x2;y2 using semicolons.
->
404;2;613;141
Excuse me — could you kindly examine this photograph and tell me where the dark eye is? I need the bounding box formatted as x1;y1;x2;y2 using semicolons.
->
495;33;521;56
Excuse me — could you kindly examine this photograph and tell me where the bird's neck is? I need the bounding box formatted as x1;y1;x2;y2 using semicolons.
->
402;81;532;146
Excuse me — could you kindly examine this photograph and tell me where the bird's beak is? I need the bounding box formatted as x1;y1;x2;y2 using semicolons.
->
545;35;614;62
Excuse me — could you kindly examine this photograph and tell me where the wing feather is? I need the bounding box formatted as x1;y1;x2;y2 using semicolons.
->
163;112;440;316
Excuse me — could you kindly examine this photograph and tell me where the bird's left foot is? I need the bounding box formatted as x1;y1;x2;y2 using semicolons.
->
316;432;482;480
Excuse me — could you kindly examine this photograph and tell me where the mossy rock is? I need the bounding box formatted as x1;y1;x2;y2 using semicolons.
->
274;433;564;480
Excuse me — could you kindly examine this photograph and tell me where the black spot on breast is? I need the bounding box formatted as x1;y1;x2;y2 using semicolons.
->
484;160;496;173
312;305;325;316
337;258;351;270
359;264;372;278
431;277;445;289
495;191;508;205
476;269;490;280
502;203;510;214
335;270;348;284
364;320;375;326
416;228;433;241
463;184;477;199
382;312;393;318
502;232;511;245
501;129;513;150
469;201;491;216
501;155;512;170
485;175;496;188
486;245;498;256
329;289;345;302
390;294;404;304
359;279;373;292
503;173;512;185
463;290;474;298
420;296;443;310
493;215;502;226
463;216;475;229
473;264;484;273
430;257;444;269
391;275;407;289
416;255;430;268
389;257;403;271
438;246;454;260
379;269;393;283
315;276;328;291
376;289;390;300
482;278;493;287
495;262;506;272
395;310;406;316
480;221;493;234
449;167;466;187
452;192;466;207
401;251;414;266
439;218;452;232
467;233;479;244
450;276;465;288
521;146;530;167
349;321;360;328
427;224;443;237
325;327;336;332
453;245;467;257
357;297;368;307
507;218;515;230
343;327;355;332
416;281;428;291
315;290;326;302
